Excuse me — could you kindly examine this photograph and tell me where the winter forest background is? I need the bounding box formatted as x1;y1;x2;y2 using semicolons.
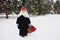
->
0;0;60;18
0;0;60;40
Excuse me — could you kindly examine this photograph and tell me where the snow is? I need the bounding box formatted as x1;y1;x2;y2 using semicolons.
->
0;14;60;40
53;0;57;2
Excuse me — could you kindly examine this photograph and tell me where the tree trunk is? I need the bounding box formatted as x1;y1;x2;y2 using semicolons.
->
6;12;8;19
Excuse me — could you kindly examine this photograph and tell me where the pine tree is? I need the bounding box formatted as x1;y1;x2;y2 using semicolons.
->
25;0;53;15
53;0;60;14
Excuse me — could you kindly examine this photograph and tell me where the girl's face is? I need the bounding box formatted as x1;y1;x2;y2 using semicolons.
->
22;10;26;13
22;7;26;13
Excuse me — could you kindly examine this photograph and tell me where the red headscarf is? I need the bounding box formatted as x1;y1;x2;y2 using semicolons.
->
21;7;27;12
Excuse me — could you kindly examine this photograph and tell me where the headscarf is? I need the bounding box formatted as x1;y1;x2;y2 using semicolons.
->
18;7;29;17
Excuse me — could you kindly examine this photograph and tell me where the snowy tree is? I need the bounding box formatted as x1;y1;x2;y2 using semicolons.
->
53;0;60;14
25;0;53;15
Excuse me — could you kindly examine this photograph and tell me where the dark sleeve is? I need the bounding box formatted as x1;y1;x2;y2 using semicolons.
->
27;18;31;24
16;17;19;24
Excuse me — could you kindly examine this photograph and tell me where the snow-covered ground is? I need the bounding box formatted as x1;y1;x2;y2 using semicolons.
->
0;14;60;40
